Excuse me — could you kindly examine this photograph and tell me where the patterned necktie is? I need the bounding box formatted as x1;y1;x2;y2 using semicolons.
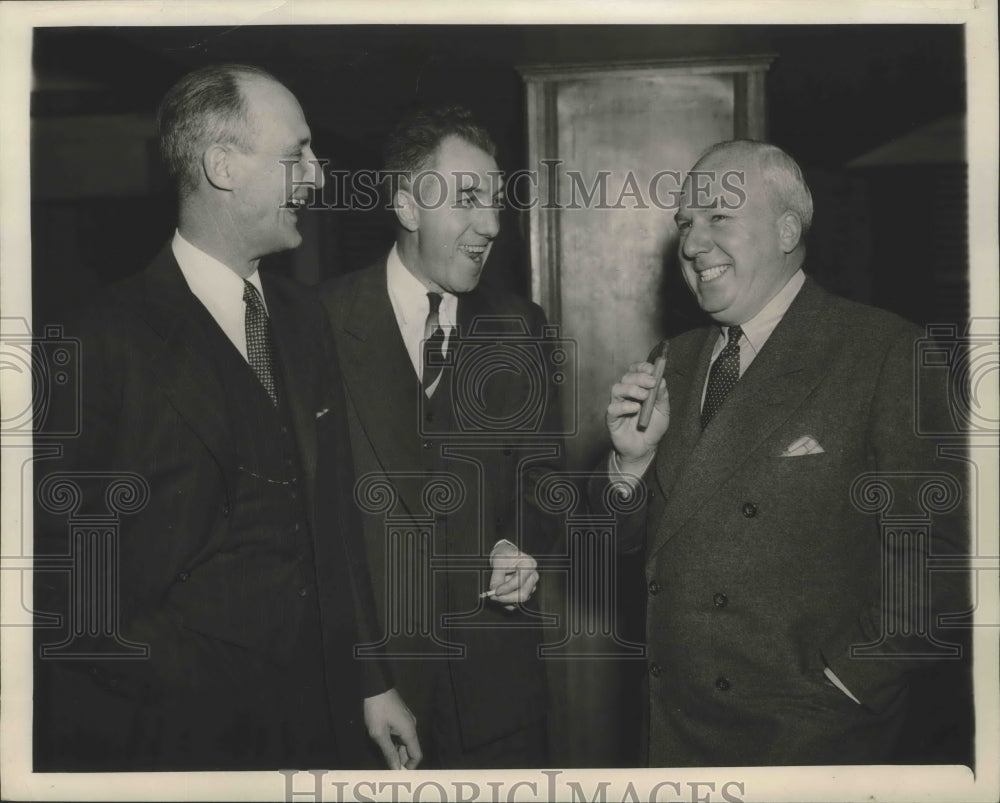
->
243;280;278;406
701;324;743;429
422;292;446;397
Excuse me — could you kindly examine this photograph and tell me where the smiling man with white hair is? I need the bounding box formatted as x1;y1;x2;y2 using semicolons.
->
600;139;969;766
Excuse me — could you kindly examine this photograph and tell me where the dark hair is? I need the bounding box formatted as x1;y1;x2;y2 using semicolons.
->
383;106;497;176
155;63;276;196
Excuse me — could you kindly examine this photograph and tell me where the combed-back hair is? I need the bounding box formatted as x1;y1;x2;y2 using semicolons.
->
383;106;497;177
156;63;277;197
695;139;814;235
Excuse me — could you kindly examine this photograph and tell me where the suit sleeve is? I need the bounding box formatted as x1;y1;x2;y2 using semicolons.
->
313;304;393;699
498;301;567;560
584;339;668;555
820;326;970;713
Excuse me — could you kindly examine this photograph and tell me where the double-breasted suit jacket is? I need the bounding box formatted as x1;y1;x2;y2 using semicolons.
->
34;244;387;770
604;277;968;766
321;258;562;756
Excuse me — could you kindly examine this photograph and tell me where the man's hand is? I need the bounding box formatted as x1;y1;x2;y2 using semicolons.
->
607;361;670;472
487;540;539;611
363;688;422;769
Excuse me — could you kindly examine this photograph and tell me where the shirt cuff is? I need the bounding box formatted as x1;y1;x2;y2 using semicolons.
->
608;450;655;492
491;538;518;556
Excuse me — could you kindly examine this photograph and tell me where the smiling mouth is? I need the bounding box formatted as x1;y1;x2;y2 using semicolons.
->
459;244;488;264
697;264;731;283
282;198;307;211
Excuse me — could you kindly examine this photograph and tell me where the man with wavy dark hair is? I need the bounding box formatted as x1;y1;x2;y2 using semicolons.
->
321;106;561;768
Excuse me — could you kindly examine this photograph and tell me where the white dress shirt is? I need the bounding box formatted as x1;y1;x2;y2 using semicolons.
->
172;230;267;362
701;268;806;405
386;243;456;394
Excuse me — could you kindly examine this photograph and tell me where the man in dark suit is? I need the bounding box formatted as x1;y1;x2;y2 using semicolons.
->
601;140;969;766
33;64;420;771
321;107;560;768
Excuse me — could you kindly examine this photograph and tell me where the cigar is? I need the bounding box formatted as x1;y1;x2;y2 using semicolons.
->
637;341;669;432
479;589;497;599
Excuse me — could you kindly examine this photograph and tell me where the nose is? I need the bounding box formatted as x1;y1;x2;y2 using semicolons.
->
306;146;325;191
680;218;711;260
474;205;500;239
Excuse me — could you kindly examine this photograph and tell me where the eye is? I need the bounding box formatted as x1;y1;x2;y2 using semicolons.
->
711;214;730;223
675;218;691;233
459;194;475;209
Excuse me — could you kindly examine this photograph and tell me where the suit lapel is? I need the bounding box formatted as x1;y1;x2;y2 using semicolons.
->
264;275;319;501
648;278;837;558
138;244;237;481
337;260;428;517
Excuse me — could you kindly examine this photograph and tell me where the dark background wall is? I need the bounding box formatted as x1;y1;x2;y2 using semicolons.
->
29;24;971;768
32;24;967;331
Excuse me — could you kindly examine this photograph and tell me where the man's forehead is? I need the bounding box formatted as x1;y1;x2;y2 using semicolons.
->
243;77;308;129
432;136;498;176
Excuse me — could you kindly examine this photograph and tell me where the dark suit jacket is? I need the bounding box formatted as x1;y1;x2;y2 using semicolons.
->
601;277;969;766
34;244;388;770
321;257;561;755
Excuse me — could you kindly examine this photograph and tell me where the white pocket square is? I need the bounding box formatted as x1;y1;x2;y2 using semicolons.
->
315;407;330;419
780;435;825;456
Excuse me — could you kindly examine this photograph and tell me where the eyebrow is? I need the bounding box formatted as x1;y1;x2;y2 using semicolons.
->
284;137;311;154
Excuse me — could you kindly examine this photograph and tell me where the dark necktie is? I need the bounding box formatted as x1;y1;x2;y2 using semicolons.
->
701;324;743;429
422;292;446;397
243;279;278;406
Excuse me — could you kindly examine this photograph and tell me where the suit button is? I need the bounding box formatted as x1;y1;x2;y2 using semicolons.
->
713;592;728;608
298;587;309;598
649;662;662;678
715;677;731;691
425;411;434;423
178;571;190;582
422;441;432;450
503;447;513;457
648;580;661;595
222;503;231;517
741;502;758;518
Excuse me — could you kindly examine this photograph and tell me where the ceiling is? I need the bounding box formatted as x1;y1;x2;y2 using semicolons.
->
32;24;966;169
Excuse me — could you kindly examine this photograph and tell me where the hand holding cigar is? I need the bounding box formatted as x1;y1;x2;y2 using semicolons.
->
637;341;669;432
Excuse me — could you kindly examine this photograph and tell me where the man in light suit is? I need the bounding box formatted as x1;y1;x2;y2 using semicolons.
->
601;140;969;766
33;64;420;771
321;107;560;768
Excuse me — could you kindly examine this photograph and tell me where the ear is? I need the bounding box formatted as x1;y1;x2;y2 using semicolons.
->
202;144;235;191
394;187;420;232
776;210;802;254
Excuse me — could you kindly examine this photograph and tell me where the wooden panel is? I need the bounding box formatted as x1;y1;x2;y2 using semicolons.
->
553;72;736;468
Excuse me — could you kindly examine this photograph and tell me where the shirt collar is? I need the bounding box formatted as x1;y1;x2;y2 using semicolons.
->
172;229;266;312
725;268;805;354
386;243;456;329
